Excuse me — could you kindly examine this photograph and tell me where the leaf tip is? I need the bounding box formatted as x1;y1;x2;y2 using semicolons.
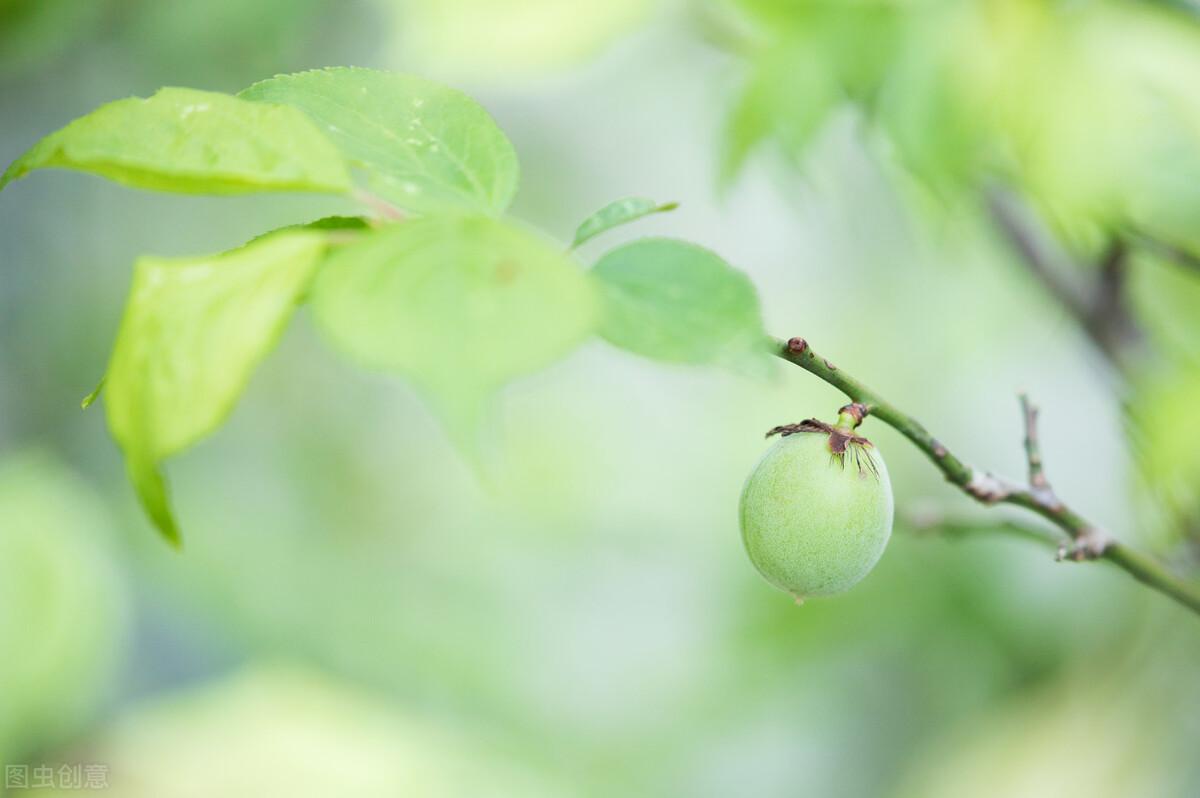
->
128;457;184;548
80;378;105;410
0;164;20;191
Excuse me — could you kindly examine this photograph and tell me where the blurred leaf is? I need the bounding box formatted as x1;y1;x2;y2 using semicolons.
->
104;232;329;542
312;215;597;442
122;0;325;86
0;452;126;762
875;9;987;195
895;674;1174;798
240;68;519;215
0;0;109;75
37;665;566;798
571;197;677;249
248;214;370;245
385;0;659;81
722;39;842;185
1129;250;1200;364
720;1;904;185
591;238;768;368
1130;363;1200;547
299;215;371;231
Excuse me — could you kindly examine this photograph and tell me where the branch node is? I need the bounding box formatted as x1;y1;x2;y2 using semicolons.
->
1056;527;1111;562
965;471;1013;504
786;337;808;354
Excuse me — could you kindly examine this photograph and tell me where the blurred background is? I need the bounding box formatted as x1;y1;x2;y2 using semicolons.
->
2;0;1200;795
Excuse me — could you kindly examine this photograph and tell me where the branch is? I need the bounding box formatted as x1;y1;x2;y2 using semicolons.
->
1129;230;1200;278
905;510;1064;549
985;187;1145;375
773;336;1200;616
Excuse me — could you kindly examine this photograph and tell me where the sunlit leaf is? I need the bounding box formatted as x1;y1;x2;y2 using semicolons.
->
311;215;597;441
387;0;660;81
591;238;768;368
240;68;519;215
1;87;352;195
571;197;677;249
103;231;329;543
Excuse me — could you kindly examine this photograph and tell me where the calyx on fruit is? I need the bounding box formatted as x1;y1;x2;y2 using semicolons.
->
739;403;894;601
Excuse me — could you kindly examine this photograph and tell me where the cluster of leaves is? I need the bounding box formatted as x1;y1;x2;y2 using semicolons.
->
2;68;770;543
721;0;1200;254
718;0;1200;546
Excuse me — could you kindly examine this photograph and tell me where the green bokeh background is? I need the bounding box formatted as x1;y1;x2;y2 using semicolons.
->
2;1;1199;796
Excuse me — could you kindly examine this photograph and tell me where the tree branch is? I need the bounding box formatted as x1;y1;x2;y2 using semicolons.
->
905;509;1064;549
985;187;1145;375
773;335;1200;616
1129;230;1200;277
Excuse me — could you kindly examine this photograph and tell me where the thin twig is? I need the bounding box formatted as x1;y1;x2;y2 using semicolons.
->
905;509;1064;549
773;335;1200;615
1128;230;1200;277
1019;393;1047;491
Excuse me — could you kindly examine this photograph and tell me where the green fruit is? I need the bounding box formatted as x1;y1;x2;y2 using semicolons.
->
739;419;894;600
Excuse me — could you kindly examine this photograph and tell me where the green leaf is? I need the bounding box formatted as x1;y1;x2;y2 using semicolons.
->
1130;363;1200;549
247;214;370;245
721;40;842;186
103;231;329;543
80;378;104;410
239;68;519;215
571;197;678;249
311;215;596;441
592;238;768;368
1;87;352;195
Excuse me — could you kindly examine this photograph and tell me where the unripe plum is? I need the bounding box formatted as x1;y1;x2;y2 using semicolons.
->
739;419;894;600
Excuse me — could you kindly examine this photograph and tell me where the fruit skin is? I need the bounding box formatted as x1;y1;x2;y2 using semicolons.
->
739;428;894;599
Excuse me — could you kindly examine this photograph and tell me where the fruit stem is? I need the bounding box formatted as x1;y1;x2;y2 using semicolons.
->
835;402;867;431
